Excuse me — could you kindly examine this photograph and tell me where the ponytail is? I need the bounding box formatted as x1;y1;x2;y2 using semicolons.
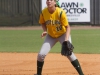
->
55;0;60;8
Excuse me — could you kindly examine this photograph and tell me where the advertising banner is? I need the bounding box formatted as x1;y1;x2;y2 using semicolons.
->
42;0;90;22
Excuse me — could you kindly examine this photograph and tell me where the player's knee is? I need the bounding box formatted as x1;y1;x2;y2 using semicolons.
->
67;52;77;62
37;53;46;62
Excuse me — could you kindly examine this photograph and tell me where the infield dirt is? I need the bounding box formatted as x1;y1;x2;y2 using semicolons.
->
0;53;100;75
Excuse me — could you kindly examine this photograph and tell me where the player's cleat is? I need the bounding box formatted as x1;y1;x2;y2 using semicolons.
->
34;74;41;75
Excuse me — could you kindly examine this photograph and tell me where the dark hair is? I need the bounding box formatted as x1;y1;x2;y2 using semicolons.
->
55;1;60;8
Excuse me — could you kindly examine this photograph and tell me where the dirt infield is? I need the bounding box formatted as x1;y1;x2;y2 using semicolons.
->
0;53;100;75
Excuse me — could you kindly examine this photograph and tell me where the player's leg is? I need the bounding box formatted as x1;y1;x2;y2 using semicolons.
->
67;53;84;75
36;34;57;75
58;33;84;75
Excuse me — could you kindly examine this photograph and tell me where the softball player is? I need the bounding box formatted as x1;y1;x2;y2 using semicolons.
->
34;0;84;75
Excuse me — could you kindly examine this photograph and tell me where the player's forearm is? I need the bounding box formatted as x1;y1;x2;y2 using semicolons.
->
41;24;47;32
65;25;70;41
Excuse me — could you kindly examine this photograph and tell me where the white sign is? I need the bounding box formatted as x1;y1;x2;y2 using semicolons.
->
42;0;90;22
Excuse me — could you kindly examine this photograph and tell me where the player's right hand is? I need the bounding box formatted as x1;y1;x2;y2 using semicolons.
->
41;31;47;38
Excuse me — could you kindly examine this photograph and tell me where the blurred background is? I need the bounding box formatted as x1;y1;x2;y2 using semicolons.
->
0;0;100;26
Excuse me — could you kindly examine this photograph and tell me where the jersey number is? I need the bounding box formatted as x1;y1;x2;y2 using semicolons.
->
56;25;62;31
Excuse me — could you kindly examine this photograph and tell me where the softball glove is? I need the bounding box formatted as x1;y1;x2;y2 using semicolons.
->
61;41;74;56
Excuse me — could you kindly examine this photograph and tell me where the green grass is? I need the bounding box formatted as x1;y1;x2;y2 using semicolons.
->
0;30;43;52
0;29;100;54
71;29;100;54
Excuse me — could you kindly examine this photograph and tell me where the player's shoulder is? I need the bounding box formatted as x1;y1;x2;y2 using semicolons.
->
42;7;48;13
56;7;65;13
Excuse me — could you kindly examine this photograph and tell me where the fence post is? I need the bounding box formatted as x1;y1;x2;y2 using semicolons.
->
94;0;99;25
90;0;95;25
99;0;100;25
31;0;34;25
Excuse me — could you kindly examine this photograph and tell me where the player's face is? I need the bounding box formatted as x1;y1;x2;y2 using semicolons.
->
46;0;56;8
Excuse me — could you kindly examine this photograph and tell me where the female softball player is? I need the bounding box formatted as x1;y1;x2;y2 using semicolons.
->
34;0;84;75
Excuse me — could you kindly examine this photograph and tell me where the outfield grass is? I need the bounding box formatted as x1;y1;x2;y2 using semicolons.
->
71;29;100;54
0;29;100;54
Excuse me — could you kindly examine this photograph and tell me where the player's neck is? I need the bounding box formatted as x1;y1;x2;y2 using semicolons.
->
48;7;56;14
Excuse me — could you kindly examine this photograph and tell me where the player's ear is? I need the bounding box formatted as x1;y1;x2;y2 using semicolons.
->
54;0;56;6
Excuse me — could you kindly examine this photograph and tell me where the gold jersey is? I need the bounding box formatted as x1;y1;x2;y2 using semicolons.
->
39;7;69;38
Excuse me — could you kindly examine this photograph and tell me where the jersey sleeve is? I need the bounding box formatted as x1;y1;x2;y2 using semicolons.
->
39;12;45;24
61;10;69;26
